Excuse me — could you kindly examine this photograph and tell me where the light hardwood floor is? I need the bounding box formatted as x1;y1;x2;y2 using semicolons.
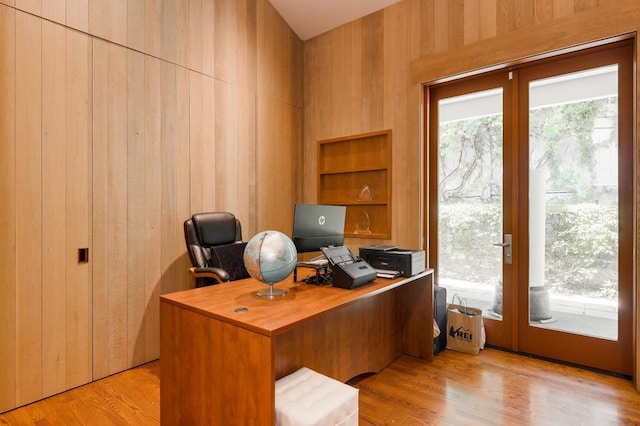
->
1;348;639;425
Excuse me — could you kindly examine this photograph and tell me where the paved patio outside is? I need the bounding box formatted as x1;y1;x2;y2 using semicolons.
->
441;278;618;340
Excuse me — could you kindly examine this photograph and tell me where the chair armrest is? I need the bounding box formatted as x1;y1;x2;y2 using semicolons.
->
189;267;230;284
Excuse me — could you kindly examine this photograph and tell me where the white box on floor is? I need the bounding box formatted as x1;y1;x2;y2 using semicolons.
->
275;367;359;426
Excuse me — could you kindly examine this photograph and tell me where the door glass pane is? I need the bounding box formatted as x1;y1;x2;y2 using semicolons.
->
528;65;618;340
438;88;504;320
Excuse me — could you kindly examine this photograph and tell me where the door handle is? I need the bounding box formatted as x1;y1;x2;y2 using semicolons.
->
493;234;512;264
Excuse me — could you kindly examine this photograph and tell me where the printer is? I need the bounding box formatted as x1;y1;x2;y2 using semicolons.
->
358;245;425;277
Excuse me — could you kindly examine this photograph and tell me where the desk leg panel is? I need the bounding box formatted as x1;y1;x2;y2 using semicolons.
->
401;273;434;361
160;302;274;425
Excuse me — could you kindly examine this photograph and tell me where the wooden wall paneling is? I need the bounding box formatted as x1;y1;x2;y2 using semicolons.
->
302;36;331;202
126;49;146;368
175;0;189;69
447;0;464;50
188;0;203;73
225;84;242;212
256;97;300;233
463;0;480;46
127;0;145;53
107;42;129;375
0;0;14;7
257;0;302;108
214;0;236;84
478;0;497;40
159;61;184;297
300;42;315;203
189;72;204;213
255;0;302;232
93;40;131;379
15;10;43;406
66;0;88;33
175;66;192;291
496;0;515;34
405;0;419;58
415;0;434;57
87;0;127;47
256;0;274;99
41;19;67;397
109;0;127;47
350;21;363;136
201;0;214;77
433;1;449;53
514;0;534;29
235;87;257;236
201;75;216;212
0;4;16;413
213;80;231;209
235;0;257;91
15;0;39;15
552;0;575;20
317;30;335;141
145;0;162;58
224;85;241;213
533;0;553;24
64;27;92;390
42;0;65;24
88;1;108;41
91;37;110;380
360;12;384;132
383;2;419;247
143;55;162;362
329;27;353;138
575;0;599;12
161;0;177;63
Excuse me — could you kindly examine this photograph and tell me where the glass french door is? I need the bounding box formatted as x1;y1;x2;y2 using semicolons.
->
429;72;515;349
516;43;633;375
428;41;633;375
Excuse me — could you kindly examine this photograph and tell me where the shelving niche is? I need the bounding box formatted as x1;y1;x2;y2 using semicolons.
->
317;130;391;239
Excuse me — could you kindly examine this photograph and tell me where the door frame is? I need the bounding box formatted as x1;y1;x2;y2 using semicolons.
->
422;36;640;376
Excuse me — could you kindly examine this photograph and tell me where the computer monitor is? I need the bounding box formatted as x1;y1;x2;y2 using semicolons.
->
291;203;346;253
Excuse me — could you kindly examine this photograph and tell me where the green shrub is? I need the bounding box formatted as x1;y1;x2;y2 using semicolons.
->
439;202;618;299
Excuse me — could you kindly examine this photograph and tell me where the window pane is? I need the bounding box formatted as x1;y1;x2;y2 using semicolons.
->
528;65;618;340
438;88;504;320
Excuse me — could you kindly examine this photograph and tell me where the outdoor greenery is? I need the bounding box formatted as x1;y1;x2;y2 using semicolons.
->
438;97;619;300
439;202;618;299
545;203;618;298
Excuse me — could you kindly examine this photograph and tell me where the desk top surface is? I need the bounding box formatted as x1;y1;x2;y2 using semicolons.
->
161;269;433;337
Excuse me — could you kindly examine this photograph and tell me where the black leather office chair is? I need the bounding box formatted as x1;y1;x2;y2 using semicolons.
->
184;212;251;288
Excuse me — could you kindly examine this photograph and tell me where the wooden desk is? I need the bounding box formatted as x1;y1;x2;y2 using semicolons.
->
160;270;433;425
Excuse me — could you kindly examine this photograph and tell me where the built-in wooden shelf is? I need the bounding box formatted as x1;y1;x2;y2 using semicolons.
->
317;130;391;239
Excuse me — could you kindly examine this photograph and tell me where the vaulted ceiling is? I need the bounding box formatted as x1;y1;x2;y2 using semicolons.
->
268;0;402;40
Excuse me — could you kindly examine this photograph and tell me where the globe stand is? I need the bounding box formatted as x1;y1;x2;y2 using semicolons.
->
257;284;286;298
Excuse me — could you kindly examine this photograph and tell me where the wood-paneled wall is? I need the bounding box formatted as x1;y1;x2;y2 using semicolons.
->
0;0;302;412
303;0;638;387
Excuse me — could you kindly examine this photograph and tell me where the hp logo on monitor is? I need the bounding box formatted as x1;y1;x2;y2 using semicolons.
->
318;215;326;226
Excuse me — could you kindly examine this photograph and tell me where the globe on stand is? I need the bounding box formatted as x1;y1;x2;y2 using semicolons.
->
243;230;297;298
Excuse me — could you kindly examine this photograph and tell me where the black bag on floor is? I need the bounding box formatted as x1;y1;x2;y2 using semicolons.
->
434;285;447;354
